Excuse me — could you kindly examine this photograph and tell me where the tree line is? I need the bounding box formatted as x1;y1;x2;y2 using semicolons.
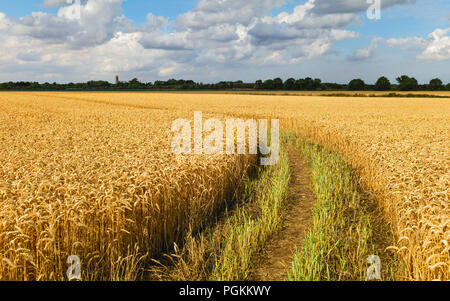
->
256;76;449;91
0;76;449;91
0;79;254;91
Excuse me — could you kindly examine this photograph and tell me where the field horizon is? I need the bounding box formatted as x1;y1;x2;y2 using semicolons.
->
1;0;449;292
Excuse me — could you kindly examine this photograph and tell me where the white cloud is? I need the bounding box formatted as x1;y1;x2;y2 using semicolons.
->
418;28;450;61
9;0;123;48
175;0;285;30
42;0;73;8
0;0;429;82
0;12;10;30
140;32;194;51
247;0;359;62
348;43;377;61
158;63;185;77
141;0;362;68
385;37;427;49
122;13;169;34
311;0;416;14
386;28;450;61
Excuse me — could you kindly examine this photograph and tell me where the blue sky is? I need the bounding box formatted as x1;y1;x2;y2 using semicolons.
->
1;0;197;22
0;0;449;84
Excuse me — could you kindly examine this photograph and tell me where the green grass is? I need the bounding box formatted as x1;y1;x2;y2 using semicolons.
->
150;141;291;281
150;132;395;281
210;144;290;280
286;134;396;281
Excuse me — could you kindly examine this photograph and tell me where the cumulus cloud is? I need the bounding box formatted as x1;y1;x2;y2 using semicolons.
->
42;0;73;8
247;0;359;62
175;0;285;30
386;28;450;61
418;28;450;61
385;37;428;49
348;43;377;61
311;0;416;14
139;0;362;67
9;0;123;48
12;12;80;43
139;32;194;51
122;13;169;34
0;0;426;82
0;12;11;29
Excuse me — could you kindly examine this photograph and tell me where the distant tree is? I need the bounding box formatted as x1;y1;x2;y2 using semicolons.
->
295;78;305;90
322;82;346;90
304;77;314;90
262;79;274;90
5;76;447;92
86;80;110;89
396;75;419;91
375;76;391;91
167;79;177;86
313;78;322;90
348;78;366;91
429;78;443;90
284;78;296;90
153;81;163;88
273;78;283;90
128;78;143;89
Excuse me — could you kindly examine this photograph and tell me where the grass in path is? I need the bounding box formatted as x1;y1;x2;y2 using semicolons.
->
151;133;395;281
286;134;396;281
150;140;291;281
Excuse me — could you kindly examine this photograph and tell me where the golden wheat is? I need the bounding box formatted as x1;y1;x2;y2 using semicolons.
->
0;92;448;281
0;93;254;280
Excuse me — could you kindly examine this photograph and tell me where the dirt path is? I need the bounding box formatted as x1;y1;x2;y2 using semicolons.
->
251;147;315;281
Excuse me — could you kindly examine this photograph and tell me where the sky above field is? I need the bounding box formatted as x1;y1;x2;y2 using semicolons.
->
0;0;449;84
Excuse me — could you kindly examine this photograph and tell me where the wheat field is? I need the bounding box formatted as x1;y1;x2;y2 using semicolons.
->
0;92;448;281
0;93;255;280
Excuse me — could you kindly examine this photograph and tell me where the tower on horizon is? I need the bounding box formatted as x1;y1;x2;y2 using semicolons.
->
115;75;119;85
